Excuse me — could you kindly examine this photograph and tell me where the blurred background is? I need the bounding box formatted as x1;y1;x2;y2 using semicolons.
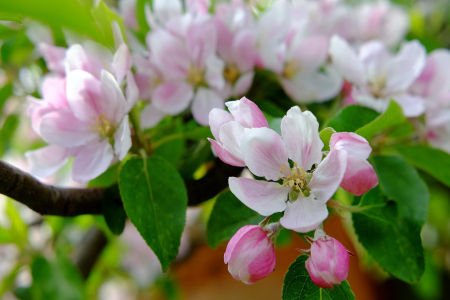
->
1;0;450;299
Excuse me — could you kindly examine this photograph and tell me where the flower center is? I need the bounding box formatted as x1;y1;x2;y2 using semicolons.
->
368;76;386;98
223;64;240;84
186;66;204;86
152;76;163;87
283;60;300;79
89;114;115;138
279;163;307;190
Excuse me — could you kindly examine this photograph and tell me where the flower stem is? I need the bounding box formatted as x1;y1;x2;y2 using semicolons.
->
327;199;386;212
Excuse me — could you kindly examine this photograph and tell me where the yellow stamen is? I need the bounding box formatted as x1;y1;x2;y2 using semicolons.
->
186;66;204;86
89;114;115;138
283;60;300;79
223;64;240;84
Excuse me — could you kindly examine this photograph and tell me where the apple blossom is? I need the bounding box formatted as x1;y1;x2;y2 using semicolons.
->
329;132;378;196
353;1;409;47
140;14;225;126
26;70;137;183
304;229;351;289
224;223;279;285
329;35;426;117
229;106;347;232
208;97;269;166
214;0;257;99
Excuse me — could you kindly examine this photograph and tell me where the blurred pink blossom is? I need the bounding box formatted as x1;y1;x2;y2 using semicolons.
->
329;35;426;117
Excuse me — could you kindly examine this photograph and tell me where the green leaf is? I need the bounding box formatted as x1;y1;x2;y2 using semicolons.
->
0;115;19;157
136;0;152;32
102;185;126;235
356;101;406;140
183;126;213;140
371;155;429;225
282;255;355;300
324;105;379;132
119;156;188;271
319;127;336;151
178;140;213;179
153;118;184;166
17;255;85;300
0;11;22;23
352;187;425;283
0;83;12;112
206;190;264;249
0;0;124;47
396;145;450;188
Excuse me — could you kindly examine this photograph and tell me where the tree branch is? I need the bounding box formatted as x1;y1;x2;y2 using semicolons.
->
0;160;103;216
0;158;242;216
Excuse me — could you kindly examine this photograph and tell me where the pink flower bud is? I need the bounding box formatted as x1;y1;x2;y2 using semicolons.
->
330;132;378;196
305;236;350;289
224;224;276;285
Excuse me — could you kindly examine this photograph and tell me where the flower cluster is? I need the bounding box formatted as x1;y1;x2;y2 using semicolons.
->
25;36;137;183
209;97;376;285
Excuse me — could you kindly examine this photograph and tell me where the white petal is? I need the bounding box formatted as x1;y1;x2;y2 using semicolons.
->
281;106;323;170
329;35;366;87
393;94;425;117
240;127;289;181
191;88;224;126
209;108;234;142
25;145;69;178
308;149;347;203
280;195;329;232
219;121;246;160
140;104;167;129
72;141;114;183
114;115;132;161
229;177;289;216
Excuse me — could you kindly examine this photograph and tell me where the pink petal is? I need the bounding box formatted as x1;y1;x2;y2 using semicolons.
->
308;149;347;203
232;29;257;72
152;81;194;115
229;177;289;216
329;35;366;87
240;127;289;181
39;111;96;148
393;94;425;117
192;88;224;126
100;70;127;122
280;195;329;233
42;76;68;109
140;104;168;129
215;18;233;62
289;35;328;70
186;16;217;67
232;71;254;97
125;71;139;112
112;43;131;84
280;67;343;103
113;115;132;161
281;106;323;170
306;256;334;289
38;43;66;75
385;40;426;94
209;108;234;142
341;158;378;196
224;225;259;263
330;132;372;159
209;139;246;167
72;141;115;183
358;40;390;78
149;30;190;80
25;145;69;178
205;54;226;90
66;70;103;122
219;121;246;160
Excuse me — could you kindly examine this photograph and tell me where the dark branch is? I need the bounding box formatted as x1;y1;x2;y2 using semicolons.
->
0;158;242;216
186;159;243;206
0;160;103;216
72;226;108;279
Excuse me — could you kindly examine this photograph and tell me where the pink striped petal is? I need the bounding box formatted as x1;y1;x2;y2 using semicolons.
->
152;81;194;115
281;106;323;170
240;127;289;181
209;139;246;167
229;177;289;216
306;256;334;289
330;132;372;159
308;149;347;203
340;157;378;196
72;141;114;183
